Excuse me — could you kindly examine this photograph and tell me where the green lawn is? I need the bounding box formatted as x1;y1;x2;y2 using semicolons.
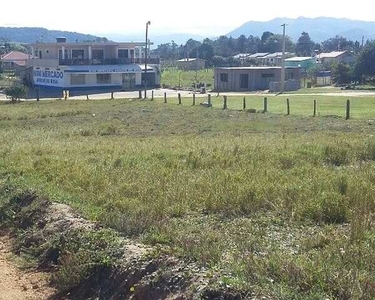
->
161;68;214;89
162;94;375;119
1;98;375;298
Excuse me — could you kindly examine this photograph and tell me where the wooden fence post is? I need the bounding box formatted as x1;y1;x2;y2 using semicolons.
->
346;99;350;120
208;94;211;107
111;92;114;100
138;90;142;99
223;95;228;109
263;97;268;112
164;92;167;103
178;93;182;105
86;95;89;100
36;88;40;101
151;90;154;101
193;93;196;106
313;100;317;117
287;98;290;115
243;97;246;110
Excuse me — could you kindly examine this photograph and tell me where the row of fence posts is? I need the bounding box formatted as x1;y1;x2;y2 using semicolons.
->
163;93;351;120
53;89;351;120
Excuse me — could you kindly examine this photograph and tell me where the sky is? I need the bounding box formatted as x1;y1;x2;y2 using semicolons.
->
1;0;374;37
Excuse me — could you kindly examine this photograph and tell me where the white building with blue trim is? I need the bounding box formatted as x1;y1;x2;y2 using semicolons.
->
24;38;160;94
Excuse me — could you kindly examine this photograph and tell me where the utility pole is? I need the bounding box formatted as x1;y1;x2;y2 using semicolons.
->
280;23;286;94
144;21;151;99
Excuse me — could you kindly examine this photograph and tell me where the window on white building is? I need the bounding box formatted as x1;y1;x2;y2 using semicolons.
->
118;49;129;59
72;50;84;59
71;74;86;85
92;49;104;60
96;74;111;84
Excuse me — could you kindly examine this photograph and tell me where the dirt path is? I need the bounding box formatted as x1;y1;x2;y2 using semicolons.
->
0;235;56;300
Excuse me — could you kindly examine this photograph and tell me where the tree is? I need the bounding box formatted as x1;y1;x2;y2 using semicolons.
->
331;62;352;85
354;41;375;83
295;32;314;56
260;33;294;53
236;35;248;53
4;84;28;102
322;36;354;52
198;43;214;66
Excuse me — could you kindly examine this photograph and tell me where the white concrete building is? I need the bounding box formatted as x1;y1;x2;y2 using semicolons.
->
24;38;160;93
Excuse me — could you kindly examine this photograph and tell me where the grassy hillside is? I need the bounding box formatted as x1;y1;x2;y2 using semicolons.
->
1;97;375;298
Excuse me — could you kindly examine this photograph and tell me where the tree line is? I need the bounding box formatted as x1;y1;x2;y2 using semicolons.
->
154;31;375;85
153;32;363;67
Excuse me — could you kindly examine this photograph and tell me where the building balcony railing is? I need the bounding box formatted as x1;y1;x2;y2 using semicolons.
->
58;58;160;65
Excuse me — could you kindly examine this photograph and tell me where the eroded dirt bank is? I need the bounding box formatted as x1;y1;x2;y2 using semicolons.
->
0;190;240;300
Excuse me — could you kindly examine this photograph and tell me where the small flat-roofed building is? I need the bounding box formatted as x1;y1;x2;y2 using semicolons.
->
214;66;301;92
258;52;291;66
177;58;206;70
285;57;315;71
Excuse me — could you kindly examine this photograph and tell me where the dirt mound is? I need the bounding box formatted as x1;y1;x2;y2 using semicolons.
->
0;190;242;299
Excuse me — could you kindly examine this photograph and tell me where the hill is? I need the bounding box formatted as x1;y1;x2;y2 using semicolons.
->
0;27;102;43
227;17;375;42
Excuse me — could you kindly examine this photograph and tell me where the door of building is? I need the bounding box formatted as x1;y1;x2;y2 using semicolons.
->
122;73;136;90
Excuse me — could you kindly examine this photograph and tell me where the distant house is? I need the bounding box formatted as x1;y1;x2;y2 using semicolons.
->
233;53;252;60
316;71;332;87
0;51;31;73
258;52;291;66
285;57;315;71
177;58;206;70
316;51;354;64
214;66;301;92
247;53;269;60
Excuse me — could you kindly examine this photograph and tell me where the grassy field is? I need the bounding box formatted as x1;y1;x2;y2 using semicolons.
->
170;93;375;119
161;68;214;89
1;97;375;298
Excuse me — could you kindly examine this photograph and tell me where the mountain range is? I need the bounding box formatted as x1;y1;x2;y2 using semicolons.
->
1;17;375;46
227;17;375;42
0;27;101;43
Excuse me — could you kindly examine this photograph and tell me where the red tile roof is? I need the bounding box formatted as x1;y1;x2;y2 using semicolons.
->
0;51;31;62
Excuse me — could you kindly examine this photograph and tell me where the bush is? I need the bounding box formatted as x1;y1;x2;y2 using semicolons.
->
4;84;28;101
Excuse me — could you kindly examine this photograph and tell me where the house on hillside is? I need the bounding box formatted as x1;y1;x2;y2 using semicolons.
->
23;38;160;96
177;58;206;70
316;51;354;64
0;51;31;73
214;66;301;92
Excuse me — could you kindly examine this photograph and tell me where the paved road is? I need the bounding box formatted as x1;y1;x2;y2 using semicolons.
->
2;89;375;102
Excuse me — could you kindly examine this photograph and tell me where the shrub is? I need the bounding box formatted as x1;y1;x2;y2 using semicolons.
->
4;84;28;102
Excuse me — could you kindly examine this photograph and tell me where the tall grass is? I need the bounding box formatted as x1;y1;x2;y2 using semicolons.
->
1;99;375;298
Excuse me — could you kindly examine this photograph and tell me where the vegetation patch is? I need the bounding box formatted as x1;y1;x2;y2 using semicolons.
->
1;99;375;298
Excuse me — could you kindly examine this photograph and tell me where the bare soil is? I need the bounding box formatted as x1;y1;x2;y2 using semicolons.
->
0;235;56;300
